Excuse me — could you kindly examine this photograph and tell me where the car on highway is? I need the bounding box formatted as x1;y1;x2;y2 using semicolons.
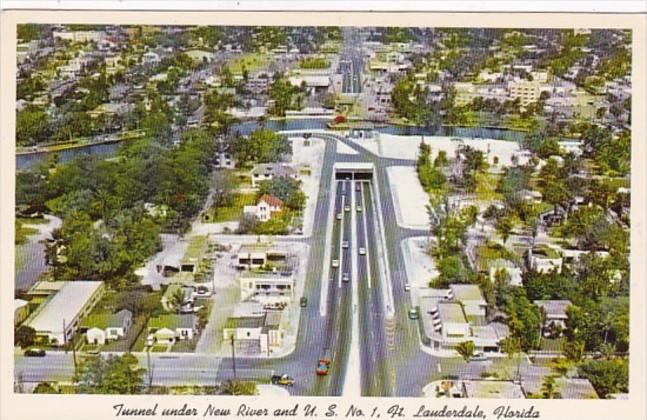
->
271;374;295;386
331;259;339;268
24;348;46;357
408;308;420;320
342;241;349;249
356;205;363;212
356;183;360;192
404;283;411;292
358;247;366;255
336;213;342;220
316;359;331;375
342;272;350;282
300;297;308;307
344;205;351;212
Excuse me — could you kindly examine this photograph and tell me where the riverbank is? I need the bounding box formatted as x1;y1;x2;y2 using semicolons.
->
16;129;145;156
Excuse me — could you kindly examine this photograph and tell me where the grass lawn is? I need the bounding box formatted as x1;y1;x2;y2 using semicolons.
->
151;344;168;353
540;337;566;352
475;172;503;201
475;242;521;271
210;192;257;222
228;52;270;74
171;338;198;353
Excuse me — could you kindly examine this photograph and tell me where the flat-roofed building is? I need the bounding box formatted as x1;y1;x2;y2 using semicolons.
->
240;271;295;304
508;79;541;106
223;310;284;355
25;281;105;346
449;284;487;318
461;380;526;399
236;244;289;269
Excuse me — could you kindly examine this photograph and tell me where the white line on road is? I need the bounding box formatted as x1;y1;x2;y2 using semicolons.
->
360;182;372;289
338;190;346;289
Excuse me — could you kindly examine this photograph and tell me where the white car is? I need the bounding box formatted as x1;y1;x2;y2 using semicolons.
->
331;259;339;268
358;247;366;255
344;205;351;212
336;213;342;220
342;241;349;249
404;283;411;292
342;273;350;282
356;206;363;212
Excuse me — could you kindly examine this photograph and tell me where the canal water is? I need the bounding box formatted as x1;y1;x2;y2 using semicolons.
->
16;119;529;171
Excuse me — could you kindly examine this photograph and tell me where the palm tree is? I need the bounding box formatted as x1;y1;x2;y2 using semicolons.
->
170;288;186;312
455;341;475;363
540;375;557;399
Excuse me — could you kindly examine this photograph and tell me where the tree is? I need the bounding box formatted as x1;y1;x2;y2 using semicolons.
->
14;325;36;349
75;353;145;394
501;336;523;381
219;380;258;395
496;216;514;245
563;340;585;362
170;287;186;312
455;341;475;362
578;359;628;398
540;375;558;399
33;382;59;394
237;213;259;234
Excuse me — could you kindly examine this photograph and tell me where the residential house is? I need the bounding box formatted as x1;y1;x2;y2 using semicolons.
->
488;259;523;287
250;163;298;188
24;281;105;346
243;194;284;222
146;314;197;345
223;310;284;355
526;246;563;273
534;300;572;336
82;309;133;345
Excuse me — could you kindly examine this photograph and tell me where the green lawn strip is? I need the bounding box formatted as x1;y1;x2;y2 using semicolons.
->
228;53;270;74
211;192;257;222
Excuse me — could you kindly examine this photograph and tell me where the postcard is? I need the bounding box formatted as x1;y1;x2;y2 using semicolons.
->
1;9;645;420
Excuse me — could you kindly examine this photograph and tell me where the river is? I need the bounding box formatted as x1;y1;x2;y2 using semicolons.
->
16;119;530;171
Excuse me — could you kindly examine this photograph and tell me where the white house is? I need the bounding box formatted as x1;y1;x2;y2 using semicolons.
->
243;194;284;222
223;311;284;355
526;246;563;273
82;309;133;345
489;259;523;287
146;314;197;346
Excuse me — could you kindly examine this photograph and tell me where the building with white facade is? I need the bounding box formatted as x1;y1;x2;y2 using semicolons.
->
239;270;295;304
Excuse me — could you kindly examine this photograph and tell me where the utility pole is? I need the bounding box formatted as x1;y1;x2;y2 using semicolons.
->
230;334;237;380
147;349;153;389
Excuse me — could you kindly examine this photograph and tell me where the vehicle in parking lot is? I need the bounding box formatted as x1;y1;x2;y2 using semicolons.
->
332;259;339;267
316;358;331;375
24;348;46;357
342;273;350;282
271;374;295;386
358;247;366;255
342;241;349;249
470;352;488;362
300;297;308;307
408;308;420;320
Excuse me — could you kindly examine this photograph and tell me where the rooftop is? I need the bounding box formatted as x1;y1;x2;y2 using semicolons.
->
148;314;195;330
26;281;104;334
449;284;486;303
81;309;132;329
533;300;572;318
438;302;468;324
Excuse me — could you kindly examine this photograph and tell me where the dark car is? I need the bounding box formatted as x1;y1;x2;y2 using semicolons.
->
300;297;308;307
24;348;46;357
271;374;295;386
